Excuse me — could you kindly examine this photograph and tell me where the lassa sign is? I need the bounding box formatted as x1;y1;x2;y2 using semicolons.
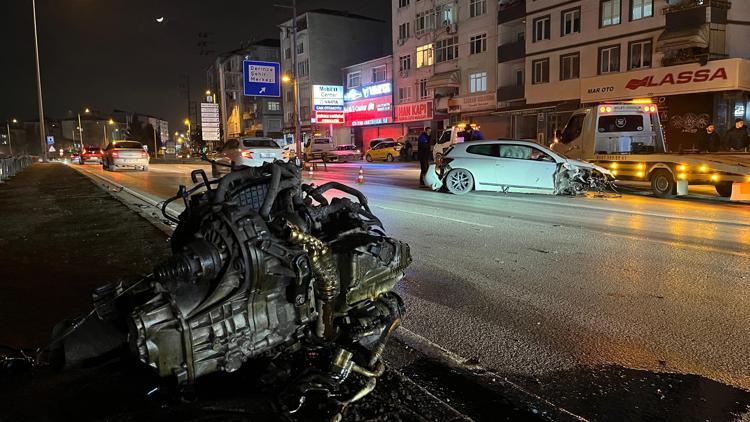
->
579;58;750;102
625;68;728;90
395;100;433;123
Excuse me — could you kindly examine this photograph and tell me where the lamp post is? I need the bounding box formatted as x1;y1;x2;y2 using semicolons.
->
32;0;47;161
281;75;302;159
5;118;17;155
77;108;89;148
275;0;302;160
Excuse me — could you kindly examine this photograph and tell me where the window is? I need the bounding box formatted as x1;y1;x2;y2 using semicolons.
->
372;65;387;82
629;39;652;69
466;144;499;157
416;43;434;68
415;10;436;35
532;58;549;84
268;101;280;111
562;8;581;36
399;55;411;71
469;72;487;93
268;118;282;131
297;59;309;77
417;79;429;99
398;0;409;7
284;47;291;59
533;16;551;42
300;106;310;120
347;71;361;88
285;90;293;102
600;0;621;27
435;36;458;63
296;42;304;54
560;53;580;81
469;0;486;17
438;4;455;25
243;139;279;148
399;22;410;40
398;86;413;103
599;45;620;74
631;0;653;20
470;34;487;55
597;115;644;133
515;69;524;87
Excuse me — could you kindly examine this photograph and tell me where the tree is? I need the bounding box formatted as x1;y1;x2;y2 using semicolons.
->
127;115;146;142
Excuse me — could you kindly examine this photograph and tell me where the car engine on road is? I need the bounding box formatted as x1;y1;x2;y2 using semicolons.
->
75;161;410;418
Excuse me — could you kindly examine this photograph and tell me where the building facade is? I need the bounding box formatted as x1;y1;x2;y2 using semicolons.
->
280;9;390;144
207;39;284;144
341;56;401;150
498;0;750;150
392;0;500;139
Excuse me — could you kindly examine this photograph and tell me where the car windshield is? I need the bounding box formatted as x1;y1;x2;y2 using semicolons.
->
114;142;142;149
337;145;356;150
242;139;279;148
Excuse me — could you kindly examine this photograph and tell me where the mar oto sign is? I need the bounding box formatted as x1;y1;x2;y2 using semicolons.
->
580;58;750;102
243;60;281;97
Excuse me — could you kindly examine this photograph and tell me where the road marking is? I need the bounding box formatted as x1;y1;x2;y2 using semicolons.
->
371;204;495;228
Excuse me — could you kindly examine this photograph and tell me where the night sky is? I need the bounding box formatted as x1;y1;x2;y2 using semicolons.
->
1;0;390;130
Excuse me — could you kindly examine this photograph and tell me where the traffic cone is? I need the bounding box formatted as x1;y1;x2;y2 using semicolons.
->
357;167;364;184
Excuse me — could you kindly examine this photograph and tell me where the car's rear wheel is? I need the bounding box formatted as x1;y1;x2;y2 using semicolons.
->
650;169;676;198
386;153;394;162
445;169;474;195
365;154;373;162
142;165;149;172
715;182;733;197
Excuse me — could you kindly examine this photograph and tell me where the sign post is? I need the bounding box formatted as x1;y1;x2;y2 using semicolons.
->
200;102;221;147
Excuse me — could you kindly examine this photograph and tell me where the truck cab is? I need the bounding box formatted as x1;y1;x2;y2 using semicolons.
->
556;103;665;160
303;137;335;161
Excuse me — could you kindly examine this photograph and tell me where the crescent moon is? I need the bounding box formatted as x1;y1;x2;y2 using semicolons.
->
156;17;165;23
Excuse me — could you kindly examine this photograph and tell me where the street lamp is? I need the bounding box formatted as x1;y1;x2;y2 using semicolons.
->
5;118;18;155
32;0;47;161
184;118;191;138
281;74;302;159
77;107;90;148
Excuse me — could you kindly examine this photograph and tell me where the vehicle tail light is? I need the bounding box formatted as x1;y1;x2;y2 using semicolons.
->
112;151;119;157
82;148;87;154
241;150;254;159
141;151;148;158
99;149;103;154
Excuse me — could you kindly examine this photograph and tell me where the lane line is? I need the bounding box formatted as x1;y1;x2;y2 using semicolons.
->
371;204;495;228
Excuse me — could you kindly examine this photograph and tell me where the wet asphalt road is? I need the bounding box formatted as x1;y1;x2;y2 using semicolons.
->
73;161;750;419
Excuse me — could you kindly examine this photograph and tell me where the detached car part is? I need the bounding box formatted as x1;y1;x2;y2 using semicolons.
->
61;161;410;416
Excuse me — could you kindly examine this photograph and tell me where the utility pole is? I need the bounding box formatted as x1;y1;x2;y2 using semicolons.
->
291;0;302;160
32;0;47;162
77;112;84;147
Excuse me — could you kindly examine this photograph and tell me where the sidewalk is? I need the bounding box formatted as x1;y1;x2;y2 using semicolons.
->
0;163;500;422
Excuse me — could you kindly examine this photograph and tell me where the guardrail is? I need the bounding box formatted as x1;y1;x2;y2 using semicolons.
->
0;156;36;182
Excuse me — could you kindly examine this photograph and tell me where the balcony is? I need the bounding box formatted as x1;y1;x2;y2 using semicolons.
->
658;0;730;65
497;85;525;102
498;39;525;63
498;0;526;25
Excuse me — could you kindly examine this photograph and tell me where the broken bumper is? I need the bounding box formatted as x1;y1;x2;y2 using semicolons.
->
424;164;443;191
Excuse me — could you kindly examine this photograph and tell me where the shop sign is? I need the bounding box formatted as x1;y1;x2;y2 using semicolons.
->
344;82;392;102
315;111;345;125
312;85;344;111
394;100;433;122
344;96;393;126
447;93;497;113
580;58;750;102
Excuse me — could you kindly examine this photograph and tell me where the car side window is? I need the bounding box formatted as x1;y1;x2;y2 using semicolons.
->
498;145;533;160
466;144;499;157
529;148;555;162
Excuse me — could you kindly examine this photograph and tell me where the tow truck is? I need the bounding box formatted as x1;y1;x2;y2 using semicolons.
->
556;101;750;199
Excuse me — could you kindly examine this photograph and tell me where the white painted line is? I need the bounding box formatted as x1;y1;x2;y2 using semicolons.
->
372;204;495;228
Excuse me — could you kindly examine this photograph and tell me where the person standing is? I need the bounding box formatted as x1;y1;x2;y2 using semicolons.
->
460;124;484;141
700;123;721;153
417;127;432;186
725;118;749;152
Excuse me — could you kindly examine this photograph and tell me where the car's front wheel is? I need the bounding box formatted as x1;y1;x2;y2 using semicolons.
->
386;153;394;162
715;182;733;197
445;168;474;195
650;169;676;198
365;154;373;162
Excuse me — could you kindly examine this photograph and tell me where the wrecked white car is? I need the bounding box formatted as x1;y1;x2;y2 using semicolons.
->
424;140;612;195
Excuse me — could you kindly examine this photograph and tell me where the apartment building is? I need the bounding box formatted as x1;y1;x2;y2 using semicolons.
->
498;0;750;150
392;0;500;138
280;9;389;144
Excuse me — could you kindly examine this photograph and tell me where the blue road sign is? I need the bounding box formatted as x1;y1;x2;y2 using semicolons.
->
46;136;54;145
243;60;281;97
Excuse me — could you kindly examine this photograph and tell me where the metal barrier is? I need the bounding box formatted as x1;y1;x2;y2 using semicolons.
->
0;156;36;182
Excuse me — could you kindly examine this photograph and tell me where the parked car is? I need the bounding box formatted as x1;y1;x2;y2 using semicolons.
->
367;137;393;151
327;144;361;162
211;137;285;178
78;145;103;165
365;140;404;162
424;140;610;195
102;140;149;172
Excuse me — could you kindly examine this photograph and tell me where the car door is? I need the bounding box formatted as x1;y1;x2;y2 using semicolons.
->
370;143;384;160
462;143;501;187
494;144;558;191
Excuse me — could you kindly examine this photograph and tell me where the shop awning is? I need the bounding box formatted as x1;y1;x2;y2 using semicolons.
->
656;25;709;52
426;70;461;88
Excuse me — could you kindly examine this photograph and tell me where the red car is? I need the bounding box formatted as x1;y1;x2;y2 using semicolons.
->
79;145;104;165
